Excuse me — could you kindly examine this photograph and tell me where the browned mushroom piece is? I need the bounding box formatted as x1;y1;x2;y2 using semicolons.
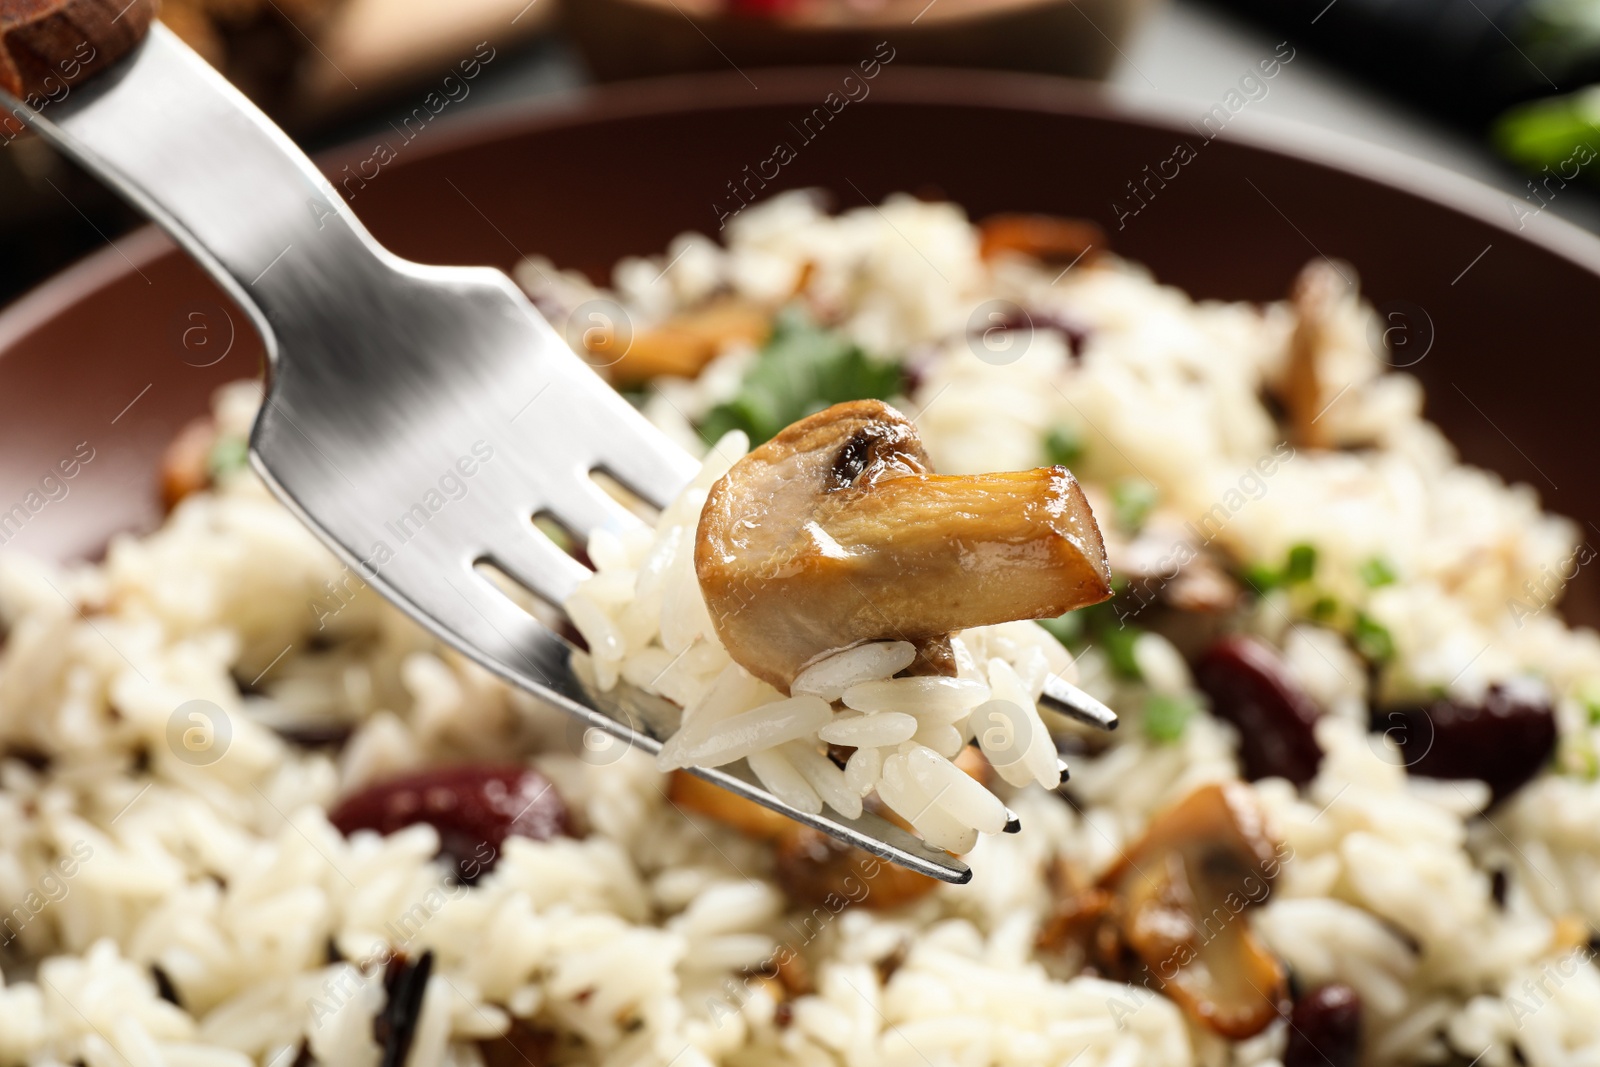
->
601;297;771;385
1283;259;1355;450
159;416;220;512
1041;782;1289;1039
978;213;1104;265
668;769;940;911
695;400;1112;692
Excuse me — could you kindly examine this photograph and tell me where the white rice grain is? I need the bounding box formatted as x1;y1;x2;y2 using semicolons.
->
784;741;863;819
817;711;919;748
792;641;918;702
840;676;990;719
662;695;831;770
747;747;822;815
904;744;1008;835
844;746;884;797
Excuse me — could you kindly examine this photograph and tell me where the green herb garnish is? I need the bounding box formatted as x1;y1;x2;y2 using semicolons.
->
207;436;250;482
1111;479;1158;534
1100;623;1144;681
1044;427;1085;467
1352;612;1396;664
1038;610;1084;647
1359;557;1397;588
1241;562;1281;594
698;307;902;446
1284;543;1318;585
1143;692;1197;744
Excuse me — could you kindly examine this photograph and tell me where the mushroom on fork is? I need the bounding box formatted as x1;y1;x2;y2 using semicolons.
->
695;400;1114;691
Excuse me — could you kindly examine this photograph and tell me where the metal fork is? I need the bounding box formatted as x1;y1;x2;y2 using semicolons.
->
2;19;1115;883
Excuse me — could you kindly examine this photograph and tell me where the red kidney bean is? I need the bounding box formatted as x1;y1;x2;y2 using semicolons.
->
1195;635;1323;786
1284;983;1362;1067
1377;684;1555;803
330;764;569;883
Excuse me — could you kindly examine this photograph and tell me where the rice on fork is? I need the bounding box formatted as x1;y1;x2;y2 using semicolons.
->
566;398;1112;853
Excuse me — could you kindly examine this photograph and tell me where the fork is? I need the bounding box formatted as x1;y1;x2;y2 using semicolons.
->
0;5;1115;883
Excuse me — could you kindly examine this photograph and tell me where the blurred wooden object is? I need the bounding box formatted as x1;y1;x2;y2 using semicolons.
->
0;0;555;305
564;0;1154;82
26;0;559;124
304;0;556;117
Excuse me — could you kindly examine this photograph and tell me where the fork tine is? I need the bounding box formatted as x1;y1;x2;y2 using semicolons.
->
481;528;591;609
32;21;988;884
361;535;973;883
541;477;649;541
1040;675;1120;731
593;439;699;512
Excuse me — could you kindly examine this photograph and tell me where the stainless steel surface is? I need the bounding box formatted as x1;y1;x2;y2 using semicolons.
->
2;27;1116;883
1042;673;1119;731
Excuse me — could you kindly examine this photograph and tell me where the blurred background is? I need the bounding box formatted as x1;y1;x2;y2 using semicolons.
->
6;0;1600;305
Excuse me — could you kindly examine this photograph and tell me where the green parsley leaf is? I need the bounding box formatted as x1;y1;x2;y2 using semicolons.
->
1143;692;1197;744
1111;479;1159;534
1359;557;1397;588
1352;612;1396;664
699;307;902;446
1284;543;1318;584
1044;427;1085;468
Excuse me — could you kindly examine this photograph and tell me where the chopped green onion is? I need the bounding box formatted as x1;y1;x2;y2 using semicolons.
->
1311;595;1340;622
1111;479;1158;534
1359;557;1397;588
1143;692;1197;744
1284;543;1318;585
1044;427;1085;467
1352;612;1396;664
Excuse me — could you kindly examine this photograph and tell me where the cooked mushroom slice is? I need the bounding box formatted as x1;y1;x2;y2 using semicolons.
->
696;400;1112;691
601;297;771;385
160;416;219;511
1044;782;1288;1038
1283;259;1357;450
978;213;1103;265
668;769;939;910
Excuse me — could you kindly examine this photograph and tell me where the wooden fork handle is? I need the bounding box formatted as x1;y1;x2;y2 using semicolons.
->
1;0;158;103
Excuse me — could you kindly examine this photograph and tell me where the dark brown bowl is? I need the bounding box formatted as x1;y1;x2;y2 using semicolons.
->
3;68;1598;619
563;0;1153;83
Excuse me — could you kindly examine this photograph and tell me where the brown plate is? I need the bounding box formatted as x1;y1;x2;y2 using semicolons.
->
2;68;1597;617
